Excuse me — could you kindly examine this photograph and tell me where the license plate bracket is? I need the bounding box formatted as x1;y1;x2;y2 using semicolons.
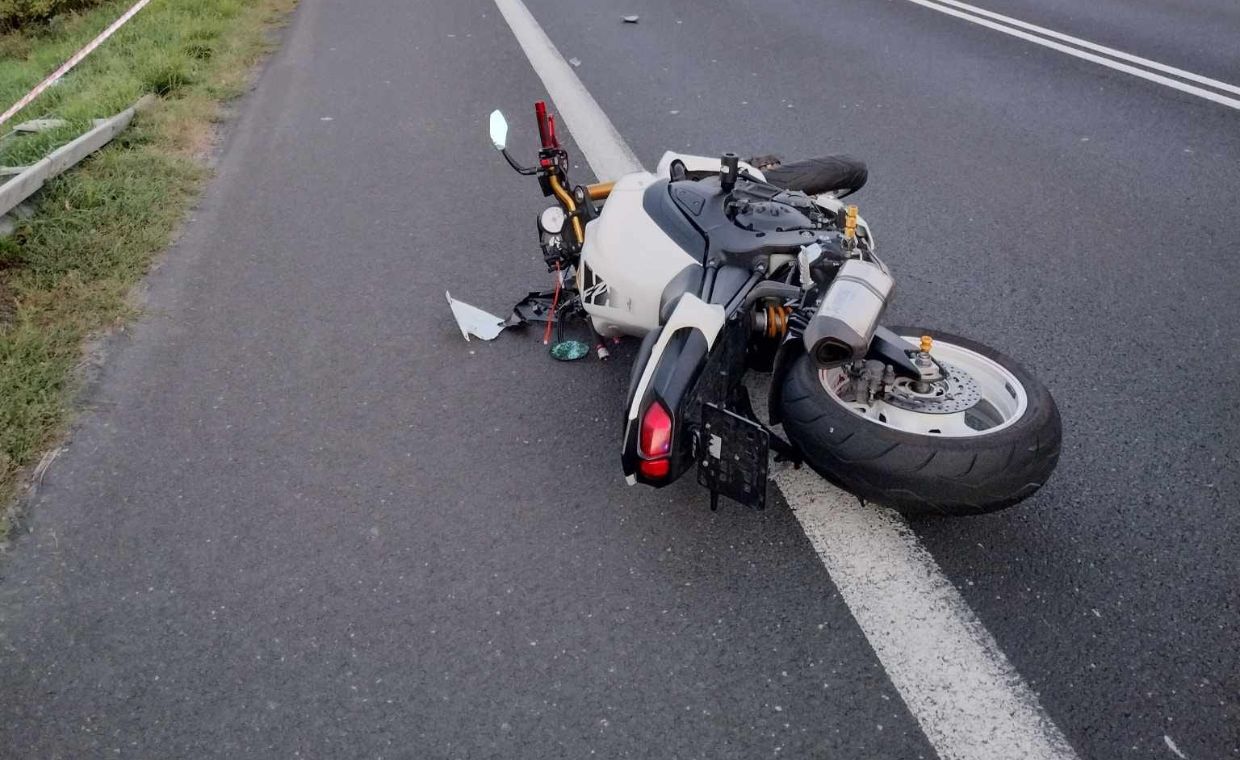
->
696;403;770;510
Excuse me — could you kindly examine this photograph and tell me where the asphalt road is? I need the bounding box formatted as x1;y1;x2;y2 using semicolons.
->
1;0;1237;758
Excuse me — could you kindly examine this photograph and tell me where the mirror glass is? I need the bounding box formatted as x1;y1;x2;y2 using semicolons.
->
488;110;508;150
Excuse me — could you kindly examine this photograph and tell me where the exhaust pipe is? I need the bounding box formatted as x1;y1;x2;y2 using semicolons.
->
802;259;894;367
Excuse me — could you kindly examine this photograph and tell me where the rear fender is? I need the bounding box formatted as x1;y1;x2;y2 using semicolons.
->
622;295;726;485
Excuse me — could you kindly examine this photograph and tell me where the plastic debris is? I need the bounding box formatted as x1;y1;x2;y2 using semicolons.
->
622;15;639;23
568;57;581;67
446;291;507;341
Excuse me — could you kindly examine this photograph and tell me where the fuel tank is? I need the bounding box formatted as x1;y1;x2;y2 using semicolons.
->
578;172;701;338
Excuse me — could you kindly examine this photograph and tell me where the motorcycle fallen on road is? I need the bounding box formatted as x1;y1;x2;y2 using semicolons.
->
449;102;1061;516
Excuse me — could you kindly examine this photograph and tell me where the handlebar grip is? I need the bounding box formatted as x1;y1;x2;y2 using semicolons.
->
535;100;558;149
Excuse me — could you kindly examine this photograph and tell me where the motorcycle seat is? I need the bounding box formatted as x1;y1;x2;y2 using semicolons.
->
759;155;868;198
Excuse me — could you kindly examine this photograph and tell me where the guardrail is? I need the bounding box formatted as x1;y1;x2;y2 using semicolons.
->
0;0;156;229
0;95;153;222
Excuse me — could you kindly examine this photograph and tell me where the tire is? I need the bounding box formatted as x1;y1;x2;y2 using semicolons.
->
779;327;1061;517
761;155;868;198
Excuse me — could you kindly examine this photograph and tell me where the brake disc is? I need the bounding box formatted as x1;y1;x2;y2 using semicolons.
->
882;360;981;414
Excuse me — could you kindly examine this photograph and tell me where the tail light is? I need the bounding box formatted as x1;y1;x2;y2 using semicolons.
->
638;400;673;479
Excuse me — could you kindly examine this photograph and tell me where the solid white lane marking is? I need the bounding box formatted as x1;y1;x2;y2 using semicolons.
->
493;1;1081;758
931;0;1240;98
777;469;1077;760
906;0;1240;111
492;0;643;181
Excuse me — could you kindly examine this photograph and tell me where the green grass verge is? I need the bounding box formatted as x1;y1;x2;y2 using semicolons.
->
2;1;107;32
0;0;297;534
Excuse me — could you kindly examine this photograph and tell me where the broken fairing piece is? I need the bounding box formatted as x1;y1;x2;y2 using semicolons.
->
446;291;507;341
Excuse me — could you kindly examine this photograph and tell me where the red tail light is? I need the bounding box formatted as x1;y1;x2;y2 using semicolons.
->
638;401;673;479
638;458;670;479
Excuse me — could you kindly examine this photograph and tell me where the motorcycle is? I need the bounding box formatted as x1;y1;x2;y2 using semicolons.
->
449;101;1061;516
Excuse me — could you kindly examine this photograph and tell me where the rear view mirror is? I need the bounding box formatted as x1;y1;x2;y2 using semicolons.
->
489;110;508;150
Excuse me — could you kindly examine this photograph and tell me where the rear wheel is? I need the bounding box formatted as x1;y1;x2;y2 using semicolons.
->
779;328;1061;516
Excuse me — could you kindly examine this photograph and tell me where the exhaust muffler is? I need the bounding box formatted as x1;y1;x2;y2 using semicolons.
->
802;258;894;367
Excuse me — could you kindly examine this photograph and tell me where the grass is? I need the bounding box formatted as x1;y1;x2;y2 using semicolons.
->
0;0;297;535
1;1;107;32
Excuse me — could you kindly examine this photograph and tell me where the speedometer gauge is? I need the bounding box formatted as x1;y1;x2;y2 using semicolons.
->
539;206;566;235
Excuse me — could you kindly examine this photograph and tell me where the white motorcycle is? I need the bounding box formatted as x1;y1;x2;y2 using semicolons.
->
449;102;1061;516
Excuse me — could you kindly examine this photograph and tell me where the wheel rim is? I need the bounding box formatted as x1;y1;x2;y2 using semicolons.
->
818;336;1029;438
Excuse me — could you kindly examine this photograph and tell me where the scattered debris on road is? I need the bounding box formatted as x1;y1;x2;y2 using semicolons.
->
446;291;508;341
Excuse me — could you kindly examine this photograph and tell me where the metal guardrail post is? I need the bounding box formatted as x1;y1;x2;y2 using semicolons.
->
0;95;155;221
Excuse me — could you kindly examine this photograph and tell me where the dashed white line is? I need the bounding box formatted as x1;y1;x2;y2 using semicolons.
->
906;0;1240;111
492;1;1081;758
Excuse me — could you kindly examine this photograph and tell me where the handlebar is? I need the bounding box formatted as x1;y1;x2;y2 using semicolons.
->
586;181;614;200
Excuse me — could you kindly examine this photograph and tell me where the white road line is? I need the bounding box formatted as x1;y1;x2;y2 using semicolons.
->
492;0;642;181
931;0;1240;98
777;469;1077;760
493;1;1080;758
906;0;1240;111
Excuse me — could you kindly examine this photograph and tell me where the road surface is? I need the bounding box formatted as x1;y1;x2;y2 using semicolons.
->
1;0;1237;757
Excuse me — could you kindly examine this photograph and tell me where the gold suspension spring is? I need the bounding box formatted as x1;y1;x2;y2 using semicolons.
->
764;304;794;339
